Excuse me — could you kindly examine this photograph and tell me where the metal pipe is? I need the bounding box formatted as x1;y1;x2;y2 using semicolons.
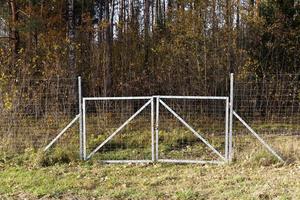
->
83;96;152;101
233;111;284;162
78;76;83;160
229;73;234;161
44;114;80;151
158;159;225;164
100;160;153;164
225;97;229;161
155;97;160;161
151;97;155;161
158;96;228;100
82;99;87;160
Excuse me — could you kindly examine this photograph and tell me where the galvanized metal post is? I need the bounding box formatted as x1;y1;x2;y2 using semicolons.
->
151;97;155;161
229;73;234;161
225;97;229;161
78;76;84;160
82;98;87;160
155;97;159;161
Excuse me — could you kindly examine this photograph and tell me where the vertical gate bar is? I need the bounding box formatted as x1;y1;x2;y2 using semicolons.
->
151;97;155;161
155;97;159;161
225;97;229;161
78;76;83;160
82;98;87;160
229;73;234;161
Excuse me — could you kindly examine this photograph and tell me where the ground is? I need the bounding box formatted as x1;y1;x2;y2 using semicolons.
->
0;134;299;199
0;160;299;200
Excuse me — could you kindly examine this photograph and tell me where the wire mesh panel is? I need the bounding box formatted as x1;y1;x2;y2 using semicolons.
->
233;74;300;162
0;77;78;154
157;96;228;164
83;97;154;162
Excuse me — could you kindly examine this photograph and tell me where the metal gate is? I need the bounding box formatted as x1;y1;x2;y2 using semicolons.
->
82;97;155;163
44;74;284;164
155;96;229;164
80;96;230;163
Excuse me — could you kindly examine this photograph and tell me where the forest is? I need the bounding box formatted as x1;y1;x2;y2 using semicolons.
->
0;0;299;96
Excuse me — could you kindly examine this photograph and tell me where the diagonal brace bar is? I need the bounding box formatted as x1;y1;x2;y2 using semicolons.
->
44;114;80;151
86;99;152;160
233;111;284;162
159;99;226;161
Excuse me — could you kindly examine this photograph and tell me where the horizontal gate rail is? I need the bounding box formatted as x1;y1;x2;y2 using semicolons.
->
156;96;228;100
83;96;152;101
158;159;225;164
100;160;153;164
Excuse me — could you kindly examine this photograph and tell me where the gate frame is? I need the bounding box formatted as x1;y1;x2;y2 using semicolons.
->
82;96;155;162
155;96;229;164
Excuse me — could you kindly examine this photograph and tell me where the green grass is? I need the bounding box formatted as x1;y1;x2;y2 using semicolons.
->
0;119;299;200
0;161;299;199
0;134;299;199
86;128;226;161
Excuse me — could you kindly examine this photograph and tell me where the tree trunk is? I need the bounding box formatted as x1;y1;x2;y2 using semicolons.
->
236;0;240;74
102;0;113;96
9;0;19;68
226;0;234;73
144;0;150;67
212;0;217;73
203;6;207;92
68;0;76;78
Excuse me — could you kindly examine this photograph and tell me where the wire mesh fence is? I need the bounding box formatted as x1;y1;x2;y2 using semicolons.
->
0;73;299;163
83;98;153;161
233;74;300;161
157;97;228;163
0;77;78;154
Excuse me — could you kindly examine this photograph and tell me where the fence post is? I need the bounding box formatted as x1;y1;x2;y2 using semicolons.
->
151;97;155;162
155;96;159;161
78;76;84;160
225;97;229;161
82;98;87;160
229;73;234;161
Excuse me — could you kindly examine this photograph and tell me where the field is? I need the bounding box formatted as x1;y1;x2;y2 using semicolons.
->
0;134;299;200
